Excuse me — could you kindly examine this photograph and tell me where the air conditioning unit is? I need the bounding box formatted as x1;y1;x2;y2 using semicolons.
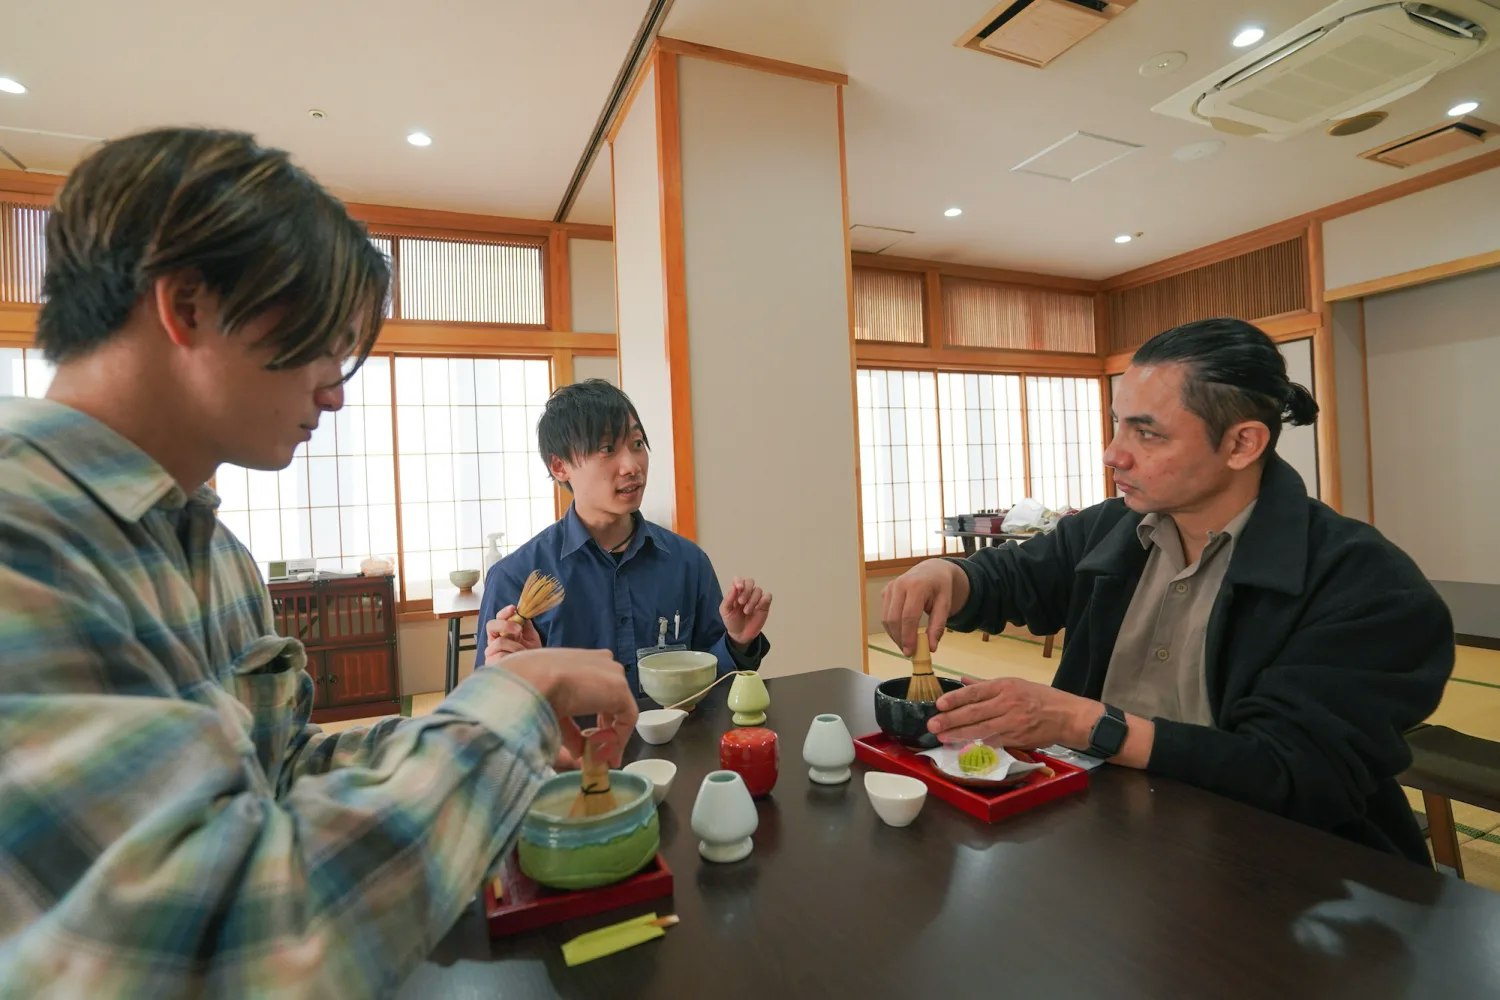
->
1153;1;1498;140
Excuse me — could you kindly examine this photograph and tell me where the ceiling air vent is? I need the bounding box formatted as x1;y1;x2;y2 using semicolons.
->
1152;0;1498;140
955;0;1137;69
1360;113;1499;165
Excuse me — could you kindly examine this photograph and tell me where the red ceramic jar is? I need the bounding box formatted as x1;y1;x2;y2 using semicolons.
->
719;727;779;798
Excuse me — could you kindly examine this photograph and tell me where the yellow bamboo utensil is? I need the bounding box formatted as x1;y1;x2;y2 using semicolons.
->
561;912;679;966
514;569;565;625
905;628;943;703
567;727;620;818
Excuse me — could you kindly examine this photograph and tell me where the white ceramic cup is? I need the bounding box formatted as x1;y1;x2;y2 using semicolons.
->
864;771;928;827
623;759;678;804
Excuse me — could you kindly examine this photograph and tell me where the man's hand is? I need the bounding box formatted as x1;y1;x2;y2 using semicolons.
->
928;676;1099;748
483;604;542;662
499;648;638;767
721;577;772;647
881;559;971;656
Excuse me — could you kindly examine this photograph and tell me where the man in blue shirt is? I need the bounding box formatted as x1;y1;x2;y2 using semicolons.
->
477;380;772;696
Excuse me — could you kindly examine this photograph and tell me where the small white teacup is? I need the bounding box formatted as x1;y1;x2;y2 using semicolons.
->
864;771;928;827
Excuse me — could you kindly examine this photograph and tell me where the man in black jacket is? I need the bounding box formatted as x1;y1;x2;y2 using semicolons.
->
882;317;1453;864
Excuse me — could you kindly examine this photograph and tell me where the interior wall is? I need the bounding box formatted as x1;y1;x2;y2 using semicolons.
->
397;618;448;696
1276;338;1319;500
569;238;617;333
677;57;863;676
1331;300;1370;522
1365;266;1500;638
610;65;676;529
1324;167;1500;293
572;353;619;386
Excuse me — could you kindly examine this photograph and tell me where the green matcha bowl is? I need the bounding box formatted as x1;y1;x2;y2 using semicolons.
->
517;771;660;890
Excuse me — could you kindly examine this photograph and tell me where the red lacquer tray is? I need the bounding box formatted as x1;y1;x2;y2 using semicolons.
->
483;851;674;938
854;731;1087;824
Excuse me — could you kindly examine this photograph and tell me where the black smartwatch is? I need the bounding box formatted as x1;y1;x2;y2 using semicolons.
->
1082;703;1128;759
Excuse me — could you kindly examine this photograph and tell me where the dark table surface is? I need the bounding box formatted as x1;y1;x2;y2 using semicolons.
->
400;668;1500;999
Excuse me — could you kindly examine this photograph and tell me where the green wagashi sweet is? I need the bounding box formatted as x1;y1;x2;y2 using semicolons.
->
957;743;999;775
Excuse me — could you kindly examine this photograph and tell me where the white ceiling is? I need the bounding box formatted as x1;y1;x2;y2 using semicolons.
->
662;0;1500;278
0;0;652;220
3;0;1498;277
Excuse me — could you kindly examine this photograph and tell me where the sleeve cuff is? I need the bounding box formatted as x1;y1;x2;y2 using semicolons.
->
728;633;770;670
435;667;561;773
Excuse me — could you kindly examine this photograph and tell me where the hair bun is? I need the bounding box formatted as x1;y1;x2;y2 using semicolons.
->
1283;383;1319;426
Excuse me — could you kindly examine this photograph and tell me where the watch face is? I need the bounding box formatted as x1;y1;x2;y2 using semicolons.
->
1092;708;1128;757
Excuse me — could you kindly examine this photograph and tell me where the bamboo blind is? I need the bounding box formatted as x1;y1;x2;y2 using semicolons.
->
1107;236;1309;352
0;201;48;304
384;233;546;326
942;277;1094;353
853;267;925;344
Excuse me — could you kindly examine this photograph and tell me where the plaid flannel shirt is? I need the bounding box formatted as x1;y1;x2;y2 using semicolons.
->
0;397;559;998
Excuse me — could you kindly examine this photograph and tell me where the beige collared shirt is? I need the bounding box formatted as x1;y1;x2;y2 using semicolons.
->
1099;501;1258;726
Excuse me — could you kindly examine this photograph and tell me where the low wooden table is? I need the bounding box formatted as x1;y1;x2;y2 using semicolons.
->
432;585;483;694
399;668;1500;999
938;527;1036;556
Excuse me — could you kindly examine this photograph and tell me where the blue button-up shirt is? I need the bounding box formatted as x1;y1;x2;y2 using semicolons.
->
476;506;767;694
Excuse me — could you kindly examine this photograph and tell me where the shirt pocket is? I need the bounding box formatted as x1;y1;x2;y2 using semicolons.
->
222;634;312;786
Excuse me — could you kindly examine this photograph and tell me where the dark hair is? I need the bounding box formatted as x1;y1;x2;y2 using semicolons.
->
37;127;389;374
1131;317;1318;450
537;379;649;481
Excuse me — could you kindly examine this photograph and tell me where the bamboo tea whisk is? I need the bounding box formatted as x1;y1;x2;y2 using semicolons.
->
514;570;565;625
567;728;620;818
906;628;943;703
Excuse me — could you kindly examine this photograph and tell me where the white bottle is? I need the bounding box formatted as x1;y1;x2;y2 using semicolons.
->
483;532;505;575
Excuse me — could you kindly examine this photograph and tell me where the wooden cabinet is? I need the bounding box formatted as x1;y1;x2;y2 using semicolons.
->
268;573;401;723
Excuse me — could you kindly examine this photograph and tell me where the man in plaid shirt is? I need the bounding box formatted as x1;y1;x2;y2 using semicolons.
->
0;127;638;997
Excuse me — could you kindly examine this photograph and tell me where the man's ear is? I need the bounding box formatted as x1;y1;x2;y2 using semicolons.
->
1223;420;1271;471
152;271;212;349
547;453;572;485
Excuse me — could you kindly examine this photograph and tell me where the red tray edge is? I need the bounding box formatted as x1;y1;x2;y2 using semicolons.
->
853;732;1087;823
483;851;675;938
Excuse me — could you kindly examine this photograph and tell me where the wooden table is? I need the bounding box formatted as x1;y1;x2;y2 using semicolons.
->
432;586;483;694
399;668;1500;998
939;528;1036;556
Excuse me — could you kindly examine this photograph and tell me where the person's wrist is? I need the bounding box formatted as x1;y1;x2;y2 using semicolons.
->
504;654;560;703
1071;699;1106;749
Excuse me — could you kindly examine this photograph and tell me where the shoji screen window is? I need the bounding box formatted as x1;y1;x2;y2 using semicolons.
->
394;356;554;601
938;372;1026;552
1025;375;1105;511
857;369;942;562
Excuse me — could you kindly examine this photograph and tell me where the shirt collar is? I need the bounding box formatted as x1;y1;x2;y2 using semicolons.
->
1136;500;1258;553
559;504;673;559
0;397;217;521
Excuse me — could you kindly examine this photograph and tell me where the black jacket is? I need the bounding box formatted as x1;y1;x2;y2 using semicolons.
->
948;456;1454;863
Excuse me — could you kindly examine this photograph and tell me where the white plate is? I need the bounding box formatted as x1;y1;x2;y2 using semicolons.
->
916;744;1048;789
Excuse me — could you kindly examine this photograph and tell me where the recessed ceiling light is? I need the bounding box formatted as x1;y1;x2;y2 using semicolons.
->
944;207;963;218
1448;100;1480;117
1114;234;1134;244
406;131;432;147
1232;26;1265;48
0;77;26;95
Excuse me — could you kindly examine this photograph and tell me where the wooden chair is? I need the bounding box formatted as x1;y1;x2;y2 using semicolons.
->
1399;724;1500;878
